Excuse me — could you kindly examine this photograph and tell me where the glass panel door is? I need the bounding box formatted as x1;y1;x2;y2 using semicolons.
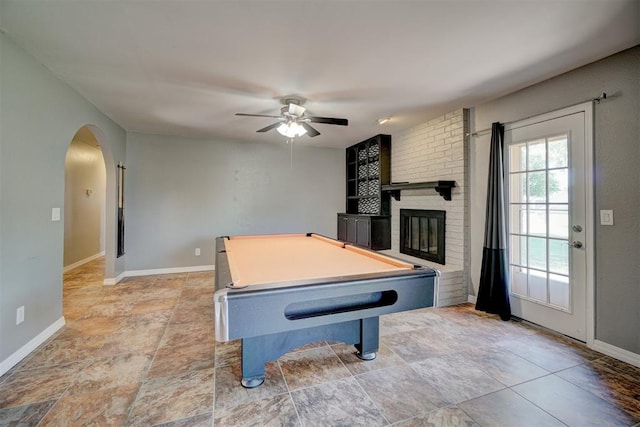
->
508;135;570;310
504;107;591;342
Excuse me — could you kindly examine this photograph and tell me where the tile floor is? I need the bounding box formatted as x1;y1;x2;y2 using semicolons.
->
1;257;640;426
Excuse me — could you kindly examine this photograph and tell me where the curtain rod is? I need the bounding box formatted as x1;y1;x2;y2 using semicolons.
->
467;92;608;137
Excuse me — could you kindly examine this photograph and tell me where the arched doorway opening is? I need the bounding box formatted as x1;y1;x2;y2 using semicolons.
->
62;125;117;317
63;127;106;272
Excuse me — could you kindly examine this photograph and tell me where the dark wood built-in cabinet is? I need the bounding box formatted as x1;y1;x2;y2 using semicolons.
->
337;213;391;250
337;134;391;250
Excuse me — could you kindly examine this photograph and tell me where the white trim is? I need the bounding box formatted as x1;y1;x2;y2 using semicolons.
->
467;294;477;304
102;265;215;285
0;317;66;376
103;271;126;286
63;251;105;272
504;101;595;344
125;265;214;278
591;340;640;369
583;101;595;347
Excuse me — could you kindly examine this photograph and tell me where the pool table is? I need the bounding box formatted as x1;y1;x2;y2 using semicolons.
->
214;233;436;388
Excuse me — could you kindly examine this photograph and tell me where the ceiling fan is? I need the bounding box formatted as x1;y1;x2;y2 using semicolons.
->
235;98;348;138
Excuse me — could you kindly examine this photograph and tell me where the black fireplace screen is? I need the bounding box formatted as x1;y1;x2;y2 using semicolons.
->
400;209;445;264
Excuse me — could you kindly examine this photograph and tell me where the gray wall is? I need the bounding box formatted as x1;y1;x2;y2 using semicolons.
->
64;139;106;267
0;34;127;361
470;46;640;354
125;133;344;271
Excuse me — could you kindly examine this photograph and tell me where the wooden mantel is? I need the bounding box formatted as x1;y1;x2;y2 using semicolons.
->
381;181;456;201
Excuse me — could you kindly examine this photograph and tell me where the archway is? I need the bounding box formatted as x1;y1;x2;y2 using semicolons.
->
63;128;106;270
62;125;118;289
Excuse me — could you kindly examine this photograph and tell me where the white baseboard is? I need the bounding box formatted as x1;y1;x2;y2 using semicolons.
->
125;264;215;278
591;339;640;368
103;271;126;286
102;265;215;285
467;294;477;304
0;317;66;377
63;251;105;272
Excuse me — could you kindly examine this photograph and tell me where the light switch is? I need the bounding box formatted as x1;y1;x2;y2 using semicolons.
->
600;210;614;226
51;208;61;222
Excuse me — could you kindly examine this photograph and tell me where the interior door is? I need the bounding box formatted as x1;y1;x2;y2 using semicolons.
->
504;106;592;341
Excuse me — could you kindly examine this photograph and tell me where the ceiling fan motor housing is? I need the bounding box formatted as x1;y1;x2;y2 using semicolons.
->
235;97;347;137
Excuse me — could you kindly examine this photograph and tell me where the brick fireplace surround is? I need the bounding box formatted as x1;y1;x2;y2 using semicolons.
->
381;109;469;307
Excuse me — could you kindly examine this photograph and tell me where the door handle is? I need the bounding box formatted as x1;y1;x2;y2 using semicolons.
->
572;241;583;249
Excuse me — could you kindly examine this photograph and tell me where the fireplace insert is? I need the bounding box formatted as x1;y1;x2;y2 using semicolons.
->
400;209;445;264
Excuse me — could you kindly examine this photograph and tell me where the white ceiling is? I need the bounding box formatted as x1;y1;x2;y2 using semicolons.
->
2;0;639;148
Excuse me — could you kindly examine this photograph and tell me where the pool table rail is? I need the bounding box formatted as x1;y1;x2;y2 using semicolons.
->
214;271;434;341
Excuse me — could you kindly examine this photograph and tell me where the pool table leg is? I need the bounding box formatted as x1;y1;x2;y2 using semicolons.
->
355;317;379;360
240;317;379;387
241;337;266;388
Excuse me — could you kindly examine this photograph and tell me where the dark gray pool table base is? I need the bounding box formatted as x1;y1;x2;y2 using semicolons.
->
240;316;379;388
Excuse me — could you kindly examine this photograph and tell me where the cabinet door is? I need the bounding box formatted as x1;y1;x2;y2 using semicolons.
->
346;217;358;243
355;217;371;248
369;217;391;250
337;216;348;241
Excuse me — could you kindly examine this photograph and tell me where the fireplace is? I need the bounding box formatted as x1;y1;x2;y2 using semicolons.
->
400;209;446;264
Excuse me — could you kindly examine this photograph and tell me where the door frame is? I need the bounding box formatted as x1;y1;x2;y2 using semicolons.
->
504;101;594;345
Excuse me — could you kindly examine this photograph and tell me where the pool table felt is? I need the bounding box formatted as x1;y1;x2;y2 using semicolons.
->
224;234;415;288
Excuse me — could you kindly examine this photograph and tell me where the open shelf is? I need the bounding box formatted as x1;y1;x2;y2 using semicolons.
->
381;180;456;201
347;195;380;200
345;134;391;214
340;135;392;250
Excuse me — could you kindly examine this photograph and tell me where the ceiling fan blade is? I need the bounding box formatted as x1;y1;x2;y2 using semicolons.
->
256;122;282;133
300;122;320;137
236;113;282;119
288;103;306;117
307;116;348;126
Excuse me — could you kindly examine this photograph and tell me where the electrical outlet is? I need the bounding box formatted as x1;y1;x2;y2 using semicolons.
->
195;248;201;256
16;306;24;325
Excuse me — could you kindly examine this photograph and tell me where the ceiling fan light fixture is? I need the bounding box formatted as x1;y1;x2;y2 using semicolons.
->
277;122;307;138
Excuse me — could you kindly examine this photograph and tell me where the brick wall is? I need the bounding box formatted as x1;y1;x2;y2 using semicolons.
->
387;109;470;306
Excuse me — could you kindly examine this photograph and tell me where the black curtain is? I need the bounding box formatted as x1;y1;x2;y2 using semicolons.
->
476;122;511;321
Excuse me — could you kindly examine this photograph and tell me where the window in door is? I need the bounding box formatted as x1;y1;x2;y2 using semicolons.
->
508;134;571;311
